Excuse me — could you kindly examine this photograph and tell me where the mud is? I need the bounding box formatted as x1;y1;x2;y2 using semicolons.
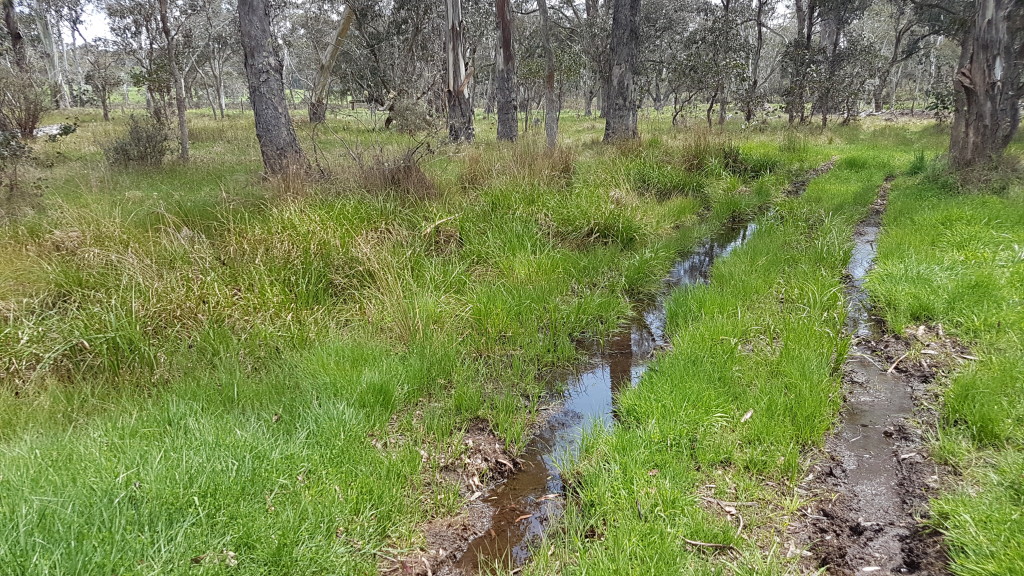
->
391;159;841;576
383;420;518;576
785;157;838;196
799;179;951;575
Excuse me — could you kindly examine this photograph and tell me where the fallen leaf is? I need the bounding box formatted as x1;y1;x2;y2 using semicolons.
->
740;409;754;423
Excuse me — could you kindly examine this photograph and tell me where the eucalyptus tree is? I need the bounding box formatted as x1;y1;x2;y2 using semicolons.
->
83;39;122;120
194;0;239;119
445;0;473;141
238;0;308;175
862;0;937;111
308;2;352;123
536;0;557;147
948;0;1022;168
158;0;189;160
3;0;28;72
494;0;517;141
604;0;641;140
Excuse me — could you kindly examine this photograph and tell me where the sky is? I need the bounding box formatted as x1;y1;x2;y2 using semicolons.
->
77;3;111;41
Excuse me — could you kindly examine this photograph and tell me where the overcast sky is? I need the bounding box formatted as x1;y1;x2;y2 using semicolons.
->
78;4;110;41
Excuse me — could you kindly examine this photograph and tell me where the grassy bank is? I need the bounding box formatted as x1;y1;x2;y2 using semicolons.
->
524;129;926;575
0;113;819;573
869;160;1024;575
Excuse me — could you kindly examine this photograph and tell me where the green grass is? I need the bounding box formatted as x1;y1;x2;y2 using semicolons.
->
523;130;913;575
868;164;1024;576
0;112;820;573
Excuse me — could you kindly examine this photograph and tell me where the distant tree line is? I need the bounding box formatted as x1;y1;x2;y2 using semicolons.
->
0;0;1019;172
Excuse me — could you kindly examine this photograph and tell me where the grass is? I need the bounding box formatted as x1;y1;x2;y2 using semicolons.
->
7;110;1016;575
868;159;1024;576
0;111;819;573
522;130;915;575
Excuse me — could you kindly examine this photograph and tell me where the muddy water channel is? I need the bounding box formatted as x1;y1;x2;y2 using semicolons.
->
806;182;947;575
452;220;757;573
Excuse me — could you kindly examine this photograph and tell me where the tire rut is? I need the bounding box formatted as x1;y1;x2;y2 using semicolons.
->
798;178;950;575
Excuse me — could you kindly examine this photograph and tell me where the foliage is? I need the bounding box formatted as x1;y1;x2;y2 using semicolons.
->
103;115;171;168
0;71;52;139
0;131;32;202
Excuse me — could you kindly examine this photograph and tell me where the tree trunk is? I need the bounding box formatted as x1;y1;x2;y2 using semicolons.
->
495;0;518;142
445;0;473;142
950;0;1022;170
159;0;189;162
34;5;69;109
309;4;353;124
100;87;109;121
537;0;558;148
603;0;641;142
238;0;308;176
2;0;27;73
745;0;766;123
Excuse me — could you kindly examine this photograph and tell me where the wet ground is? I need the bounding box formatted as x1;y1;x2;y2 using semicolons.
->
449;219;758;574
387;159;844;576
800;180;950;575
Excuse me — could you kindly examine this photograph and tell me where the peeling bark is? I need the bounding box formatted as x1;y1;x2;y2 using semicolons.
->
950;0;1022;169
309;5;354;124
537;0;558;148
445;0;474;142
495;0;517;142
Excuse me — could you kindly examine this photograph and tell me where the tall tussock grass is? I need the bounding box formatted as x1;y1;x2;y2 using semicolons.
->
461;138;577;189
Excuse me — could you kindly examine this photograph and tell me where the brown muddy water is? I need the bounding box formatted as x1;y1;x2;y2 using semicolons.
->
805;182;948;575
452;220;758;574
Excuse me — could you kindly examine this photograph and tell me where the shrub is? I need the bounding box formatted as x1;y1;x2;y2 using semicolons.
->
0;71;52;139
358;149;436;198
104;116;171;168
0;130;32;203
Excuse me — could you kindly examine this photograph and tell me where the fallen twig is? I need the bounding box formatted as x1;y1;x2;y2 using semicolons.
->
682;537;735;550
888;351;910;373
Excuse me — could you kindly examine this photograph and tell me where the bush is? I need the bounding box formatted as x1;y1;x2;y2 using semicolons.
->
358;149;436;198
0;130;31;203
104;116;171;168
0;71;52;139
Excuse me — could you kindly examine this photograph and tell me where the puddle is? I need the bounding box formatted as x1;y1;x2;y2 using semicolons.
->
452;220;757;573
804;180;948;575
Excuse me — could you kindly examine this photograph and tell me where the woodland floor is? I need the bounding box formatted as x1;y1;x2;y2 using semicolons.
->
0;109;1021;576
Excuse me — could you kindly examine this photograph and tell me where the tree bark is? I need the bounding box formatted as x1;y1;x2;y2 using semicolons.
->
950;0;1022;169
445;0;474;142
309;4;353;124
3;0;27;73
159;0;189;162
238;0;309;176
537;0;558;148
744;0;766;122
495;0;518;141
603;0;641;141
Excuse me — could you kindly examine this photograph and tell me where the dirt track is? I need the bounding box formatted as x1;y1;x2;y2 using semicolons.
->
798;179;951;575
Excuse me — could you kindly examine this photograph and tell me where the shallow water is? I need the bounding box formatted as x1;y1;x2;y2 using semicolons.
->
453;220;757;572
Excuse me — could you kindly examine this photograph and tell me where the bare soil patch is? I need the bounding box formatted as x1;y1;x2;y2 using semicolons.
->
796;180;955;575
382;420;519;576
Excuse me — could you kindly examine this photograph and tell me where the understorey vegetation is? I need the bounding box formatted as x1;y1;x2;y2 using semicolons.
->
0;112;821;574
